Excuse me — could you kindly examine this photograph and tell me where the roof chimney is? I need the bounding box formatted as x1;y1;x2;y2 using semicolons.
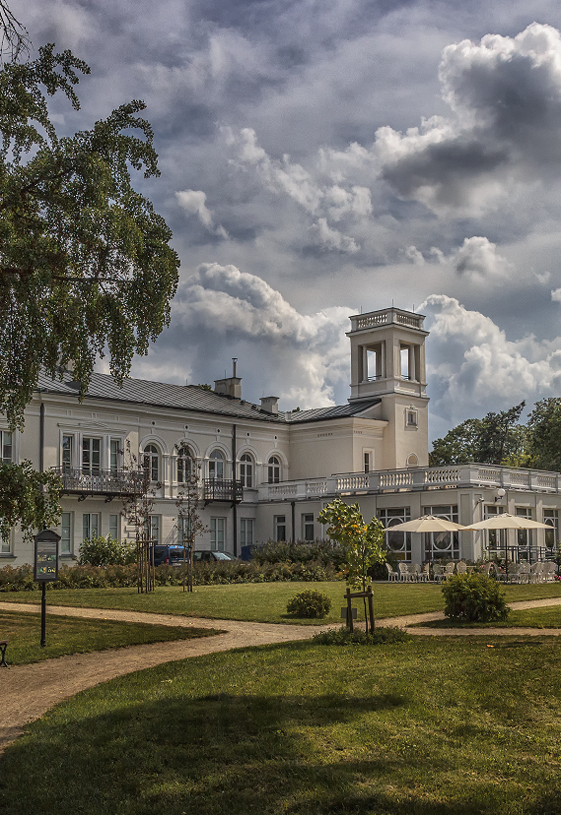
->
260;396;279;415
214;358;242;399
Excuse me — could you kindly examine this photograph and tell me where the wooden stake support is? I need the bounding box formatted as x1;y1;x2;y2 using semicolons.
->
344;586;375;633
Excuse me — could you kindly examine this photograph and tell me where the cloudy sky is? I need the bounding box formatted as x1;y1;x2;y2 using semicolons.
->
14;0;561;440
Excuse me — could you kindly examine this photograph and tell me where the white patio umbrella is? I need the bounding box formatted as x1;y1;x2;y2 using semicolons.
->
462;514;550;531
462;514;550;577
383;514;464;533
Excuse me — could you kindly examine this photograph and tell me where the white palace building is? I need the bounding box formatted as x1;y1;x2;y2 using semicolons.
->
2;307;561;567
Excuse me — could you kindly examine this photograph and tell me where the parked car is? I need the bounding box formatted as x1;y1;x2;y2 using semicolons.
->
153;545;187;567
193;550;237;562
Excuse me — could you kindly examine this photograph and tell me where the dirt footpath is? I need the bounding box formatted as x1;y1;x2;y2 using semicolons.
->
1;597;560;755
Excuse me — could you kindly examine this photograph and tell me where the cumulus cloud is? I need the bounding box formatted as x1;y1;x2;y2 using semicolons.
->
226;127;369;252
167;263;356;408
175;190;228;238
406;236;512;283
421;294;561;434
376;23;561;215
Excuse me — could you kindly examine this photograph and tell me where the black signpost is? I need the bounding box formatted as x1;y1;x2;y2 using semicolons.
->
34;530;60;647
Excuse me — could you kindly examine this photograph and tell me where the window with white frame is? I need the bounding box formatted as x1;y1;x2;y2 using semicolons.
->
1;430;13;463
274;515;286;542
61;512;73;554
516;507;532;558
240;518;254;548
209;450;225;479
109;514;120;541
82;513;99;541
146;515;161;546
143;444;160;482
302;513;314;541
268;456;281;484
210;517;226;550
82;437;101;474
406;409;418;427
485;504;506;560
177;516;193;547
62;434;73;471
543;509;558;553
379;507;411;561
177;445;195;484
422;505;459;561
110;440;121;474
239;453;253;488
0;527;10;554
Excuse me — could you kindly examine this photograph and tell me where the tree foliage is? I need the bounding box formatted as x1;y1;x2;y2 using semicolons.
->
0;460;62;541
318;499;385;591
0;44;180;429
525;398;561;472
429;402;526;466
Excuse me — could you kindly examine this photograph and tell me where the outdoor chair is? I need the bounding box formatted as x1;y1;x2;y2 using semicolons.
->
419;563;431;583
443;562;456;580
518;563;531;584
481;562;494;577
432;564;445;583
398;562;414;582
410;563;422;582
456;561;467;575
507;563;521;584
545;561;557;582
530;562;545;584
386;562;399;582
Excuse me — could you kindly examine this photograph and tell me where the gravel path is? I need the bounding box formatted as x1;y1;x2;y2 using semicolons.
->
1;596;560;755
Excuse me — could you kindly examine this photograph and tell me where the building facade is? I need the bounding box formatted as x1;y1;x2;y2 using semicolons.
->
2;307;560;566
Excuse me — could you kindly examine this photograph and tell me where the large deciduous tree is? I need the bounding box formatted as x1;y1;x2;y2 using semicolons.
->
0;44;180;430
429;402;526;466
525;398;561;473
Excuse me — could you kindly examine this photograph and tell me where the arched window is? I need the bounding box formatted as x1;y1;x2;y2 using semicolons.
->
209;449;225;479
143;444;160;482
239;453;253;488
268;455;281;484
177;446;195;484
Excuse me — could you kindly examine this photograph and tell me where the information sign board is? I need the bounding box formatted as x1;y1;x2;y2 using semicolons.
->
34;530;60;582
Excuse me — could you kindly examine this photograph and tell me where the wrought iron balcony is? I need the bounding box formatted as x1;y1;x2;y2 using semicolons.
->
203;478;243;503
55;467;143;500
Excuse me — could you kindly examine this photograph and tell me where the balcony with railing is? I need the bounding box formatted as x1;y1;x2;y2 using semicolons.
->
257;463;561;502
55;467;143;499
203;478;244;503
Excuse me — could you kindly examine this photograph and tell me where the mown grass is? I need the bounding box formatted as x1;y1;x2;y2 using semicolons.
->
420;604;561;629
1;636;561;814
1;581;560;624
0;609;221;665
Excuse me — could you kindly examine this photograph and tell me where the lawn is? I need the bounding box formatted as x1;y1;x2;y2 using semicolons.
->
0;609;221;665
1;581;561;624
1;635;561;814
419;604;561;629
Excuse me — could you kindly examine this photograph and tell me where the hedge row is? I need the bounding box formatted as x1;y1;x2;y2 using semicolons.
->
0;559;342;591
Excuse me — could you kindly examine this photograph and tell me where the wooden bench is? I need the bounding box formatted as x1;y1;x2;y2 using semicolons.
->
0;640;8;667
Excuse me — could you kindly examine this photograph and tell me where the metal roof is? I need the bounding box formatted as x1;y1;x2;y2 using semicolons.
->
284;400;381;423
35;371;381;425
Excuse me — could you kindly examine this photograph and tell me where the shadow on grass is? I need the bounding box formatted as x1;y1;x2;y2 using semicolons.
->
1;682;556;815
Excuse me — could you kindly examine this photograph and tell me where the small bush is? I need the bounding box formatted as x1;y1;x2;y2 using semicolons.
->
286;590;332;618
313;626;412;645
78;536;135;567
251;540;347;569
442;573;509;622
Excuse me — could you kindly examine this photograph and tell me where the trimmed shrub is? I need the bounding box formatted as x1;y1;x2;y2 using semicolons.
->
313;626;412;645
442;573;509;622
251;540;347;569
78;535;135;567
286;590;331;618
